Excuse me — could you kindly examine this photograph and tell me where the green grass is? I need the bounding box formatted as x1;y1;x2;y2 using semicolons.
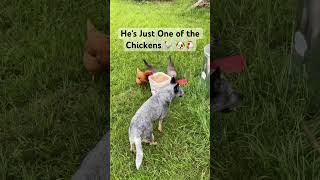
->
213;0;320;179
0;0;108;179
110;0;210;179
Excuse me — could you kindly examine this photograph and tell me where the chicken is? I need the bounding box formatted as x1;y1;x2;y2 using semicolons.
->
167;56;177;78
83;19;109;80
136;68;147;85
136;68;153;86
143;70;153;78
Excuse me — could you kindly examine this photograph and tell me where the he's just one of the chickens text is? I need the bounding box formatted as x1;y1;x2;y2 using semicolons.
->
118;28;203;51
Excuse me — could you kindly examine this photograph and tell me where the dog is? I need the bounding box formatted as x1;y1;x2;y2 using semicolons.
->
128;77;184;170
211;68;243;113
71;133;109;180
296;0;320;52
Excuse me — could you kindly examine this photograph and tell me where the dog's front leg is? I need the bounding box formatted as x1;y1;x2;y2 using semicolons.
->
158;106;169;132
158;110;168;132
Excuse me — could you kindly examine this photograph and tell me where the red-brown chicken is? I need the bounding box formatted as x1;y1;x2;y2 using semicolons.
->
136;68;153;86
83;19;109;80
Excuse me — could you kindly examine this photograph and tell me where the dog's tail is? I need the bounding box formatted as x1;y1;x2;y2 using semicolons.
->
134;138;143;170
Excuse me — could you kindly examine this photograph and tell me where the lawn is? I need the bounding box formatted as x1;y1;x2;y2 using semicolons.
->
0;0;108;179
110;0;210;179
212;0;320;179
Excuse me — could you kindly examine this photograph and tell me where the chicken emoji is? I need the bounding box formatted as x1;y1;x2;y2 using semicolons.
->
165;41;172;49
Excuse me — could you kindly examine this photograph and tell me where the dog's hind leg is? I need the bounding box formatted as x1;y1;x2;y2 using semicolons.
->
129;136;135;153
158;109;168;132
158;120;163;132
146;129;157;145
130;143;135;153
150;134;157;145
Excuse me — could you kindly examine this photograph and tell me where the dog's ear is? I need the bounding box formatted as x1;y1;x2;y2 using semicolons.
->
170;77;176;84
211;67;222;90
212;67;222;79
174;84;179;94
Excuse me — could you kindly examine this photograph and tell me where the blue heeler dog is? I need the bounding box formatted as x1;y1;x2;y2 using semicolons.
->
128;77;184;170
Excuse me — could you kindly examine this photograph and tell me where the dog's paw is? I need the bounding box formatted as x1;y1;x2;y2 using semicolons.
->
141;139;149;143
150;141;158;145
130;147;136;153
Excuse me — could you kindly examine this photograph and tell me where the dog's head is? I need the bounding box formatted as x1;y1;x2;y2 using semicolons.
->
170;77;184;97
157;77;184;103
211;68;243;113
